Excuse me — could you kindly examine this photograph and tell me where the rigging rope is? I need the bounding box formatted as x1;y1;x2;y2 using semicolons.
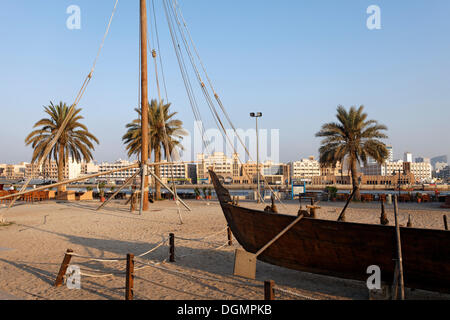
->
6;0;120;211
166;0;287;206
162;0;212;156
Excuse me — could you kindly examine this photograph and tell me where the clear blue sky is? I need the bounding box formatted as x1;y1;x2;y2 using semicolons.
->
1;0;449;164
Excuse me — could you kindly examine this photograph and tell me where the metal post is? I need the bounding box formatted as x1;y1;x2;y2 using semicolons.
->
256;116;260;204
250;112;262;203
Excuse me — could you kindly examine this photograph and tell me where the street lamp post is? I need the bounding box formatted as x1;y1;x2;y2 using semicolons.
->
250;112;262;203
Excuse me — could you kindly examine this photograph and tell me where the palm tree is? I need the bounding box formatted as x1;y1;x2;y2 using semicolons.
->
316;105;389;200
122;99;187;200
25;102;99;193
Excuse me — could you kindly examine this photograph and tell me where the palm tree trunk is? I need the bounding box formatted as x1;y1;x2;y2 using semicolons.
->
57;144;66;193
155;145;161;200
350;158;360;201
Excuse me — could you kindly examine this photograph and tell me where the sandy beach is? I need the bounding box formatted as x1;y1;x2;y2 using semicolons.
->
0;199;449;300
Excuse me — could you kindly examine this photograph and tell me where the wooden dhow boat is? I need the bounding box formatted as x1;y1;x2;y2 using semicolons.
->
209;170;450;294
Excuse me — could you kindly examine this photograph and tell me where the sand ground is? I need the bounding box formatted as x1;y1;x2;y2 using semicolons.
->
0;199;449;300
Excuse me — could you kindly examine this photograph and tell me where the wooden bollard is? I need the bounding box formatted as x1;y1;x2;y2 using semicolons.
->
169;233;175;262
54;249;73;287
125;254;134;300
380;201;389;225
407;215;412;228
264;280;275;300
227;226;233;246
444;215;448;231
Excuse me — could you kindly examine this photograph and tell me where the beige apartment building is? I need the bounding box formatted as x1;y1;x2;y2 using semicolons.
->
24;159;83;181
196;152;240;182
290;157;320;182
2;163;28;180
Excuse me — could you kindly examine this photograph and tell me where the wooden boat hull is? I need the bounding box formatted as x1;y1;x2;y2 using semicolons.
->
209;170;450;293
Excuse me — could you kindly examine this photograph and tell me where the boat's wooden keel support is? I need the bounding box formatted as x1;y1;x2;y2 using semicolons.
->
233;214;304;279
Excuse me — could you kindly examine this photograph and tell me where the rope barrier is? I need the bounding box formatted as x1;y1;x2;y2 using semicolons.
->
66;237;168;263
67;252;126;262
176;241;230;259
134;258;168;272
137;237;168;258
174;227;228;243
80;271;124;278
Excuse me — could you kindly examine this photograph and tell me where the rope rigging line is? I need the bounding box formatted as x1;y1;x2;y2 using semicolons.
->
167;0;288;207
165;0;265;204
6;0;120;211
162;0;213;156
147;5;184;219
151;0;170;103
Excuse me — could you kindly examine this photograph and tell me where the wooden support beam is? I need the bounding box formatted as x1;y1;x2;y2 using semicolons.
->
54;249;73;287
444;215;448;231
139;0;150;213
380;200;389;225
264;280;275;300
96;169;141;211
392;261;400;300
147;169;191;212
169;233;175;262
125;254;134;300
337;187;357;222
393;195;405;300
227;226;233;246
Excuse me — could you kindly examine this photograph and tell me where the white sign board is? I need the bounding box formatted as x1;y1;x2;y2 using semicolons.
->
293;186;305;195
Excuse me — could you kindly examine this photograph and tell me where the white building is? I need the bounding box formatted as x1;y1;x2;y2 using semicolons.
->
386;145;394;162
362;160;432;183
149;160;189;181
99;159;139;182
290;157;320;181
67;159;82;180
404;152;413;163
82;161;99;175
98;159;190;183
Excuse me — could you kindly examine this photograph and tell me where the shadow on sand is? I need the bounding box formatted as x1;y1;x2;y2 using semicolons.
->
3;219;379;300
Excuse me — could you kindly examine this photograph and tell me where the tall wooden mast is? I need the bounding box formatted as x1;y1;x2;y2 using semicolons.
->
140;0;149;211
